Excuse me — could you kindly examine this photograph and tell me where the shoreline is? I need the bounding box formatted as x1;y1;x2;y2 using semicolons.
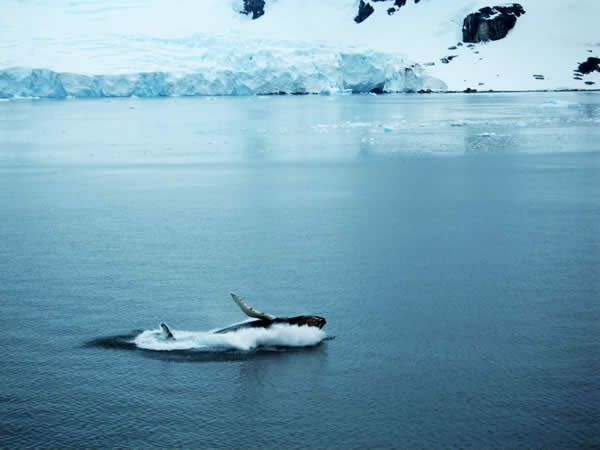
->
1;87;600;102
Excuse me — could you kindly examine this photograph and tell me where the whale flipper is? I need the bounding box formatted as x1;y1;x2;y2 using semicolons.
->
160;322;174;339
230;293;276;321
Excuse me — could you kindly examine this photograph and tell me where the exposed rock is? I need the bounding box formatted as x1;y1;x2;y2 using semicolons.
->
241;0;265;20
365;0;421;21
462;4;525;43
370;0;408;7
245;0;421;25
577;57;600;74
354;0;374;23
533;74;545;80
440;55;458;64
584;81;596;85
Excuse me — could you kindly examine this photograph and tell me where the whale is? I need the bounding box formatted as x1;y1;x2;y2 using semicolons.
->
160;292;326;340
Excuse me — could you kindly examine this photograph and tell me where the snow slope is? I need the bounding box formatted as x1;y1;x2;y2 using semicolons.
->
0;0;598;98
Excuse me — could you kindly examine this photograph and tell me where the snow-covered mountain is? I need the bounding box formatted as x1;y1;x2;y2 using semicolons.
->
0;0;598;98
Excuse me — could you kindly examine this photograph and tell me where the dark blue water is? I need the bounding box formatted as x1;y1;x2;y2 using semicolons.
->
1;93;599;447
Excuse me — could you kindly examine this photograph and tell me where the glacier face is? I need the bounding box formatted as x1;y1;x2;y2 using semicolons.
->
0;50;446;99
1;0;449;98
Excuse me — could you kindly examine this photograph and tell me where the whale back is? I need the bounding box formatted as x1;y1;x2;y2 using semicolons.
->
214;315;326;334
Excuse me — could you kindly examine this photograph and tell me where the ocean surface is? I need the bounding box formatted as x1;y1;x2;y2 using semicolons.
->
1;92;599;447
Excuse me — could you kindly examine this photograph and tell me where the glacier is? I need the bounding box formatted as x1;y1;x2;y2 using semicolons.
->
0;0;599;98
0;49;446;99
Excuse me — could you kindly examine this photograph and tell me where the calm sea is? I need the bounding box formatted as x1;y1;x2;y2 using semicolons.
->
1;92;599;447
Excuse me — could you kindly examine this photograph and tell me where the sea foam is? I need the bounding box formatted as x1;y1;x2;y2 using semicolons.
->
133;324;327;351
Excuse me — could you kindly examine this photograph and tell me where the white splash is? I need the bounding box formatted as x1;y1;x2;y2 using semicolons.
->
133;324;327;352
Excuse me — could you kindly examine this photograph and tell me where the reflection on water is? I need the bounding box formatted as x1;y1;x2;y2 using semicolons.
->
1;92;599;166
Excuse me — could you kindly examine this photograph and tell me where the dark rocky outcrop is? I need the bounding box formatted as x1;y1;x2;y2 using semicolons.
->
242;0;423;23
354;0;375;23
440;55;458;64
573;57;599;82
241;0;265;20
577;57;600;74
372;0;405;7
462;4;525;43
357;0;420;21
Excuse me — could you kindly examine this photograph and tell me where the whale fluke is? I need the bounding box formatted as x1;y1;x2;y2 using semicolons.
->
160;322;174;339
230;293;276;320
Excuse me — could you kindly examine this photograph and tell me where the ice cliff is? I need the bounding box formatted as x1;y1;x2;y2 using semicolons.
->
0;50;445;99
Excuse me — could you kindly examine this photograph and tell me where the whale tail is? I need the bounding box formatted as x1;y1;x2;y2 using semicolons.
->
160;322;175;339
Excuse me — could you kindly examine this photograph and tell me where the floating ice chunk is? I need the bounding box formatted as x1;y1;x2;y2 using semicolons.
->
540;100;576;108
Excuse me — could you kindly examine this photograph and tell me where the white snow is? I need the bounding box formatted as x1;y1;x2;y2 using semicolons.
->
0;0;598;98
